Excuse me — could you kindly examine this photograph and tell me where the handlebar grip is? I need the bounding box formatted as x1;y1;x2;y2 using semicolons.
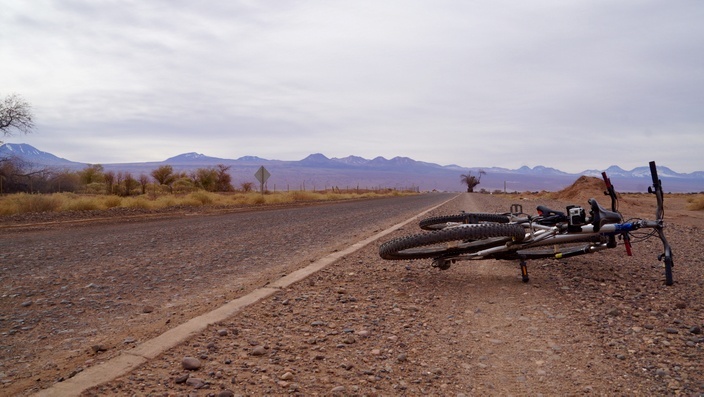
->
601;172;612;188
649;161;659;188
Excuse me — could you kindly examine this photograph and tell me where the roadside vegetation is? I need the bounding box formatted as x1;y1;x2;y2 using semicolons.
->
686;194;704;211
0;189;409;216
0;159;415;216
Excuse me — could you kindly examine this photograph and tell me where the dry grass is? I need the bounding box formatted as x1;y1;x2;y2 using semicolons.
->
0;190;414;216
686;194;704;211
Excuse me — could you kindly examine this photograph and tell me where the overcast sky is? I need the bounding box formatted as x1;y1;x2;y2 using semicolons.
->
2;1;703;173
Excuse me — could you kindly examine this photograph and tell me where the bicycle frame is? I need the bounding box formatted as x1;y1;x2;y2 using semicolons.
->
440;219;659;261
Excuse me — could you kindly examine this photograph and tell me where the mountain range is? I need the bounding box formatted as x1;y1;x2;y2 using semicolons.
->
1;143;702;193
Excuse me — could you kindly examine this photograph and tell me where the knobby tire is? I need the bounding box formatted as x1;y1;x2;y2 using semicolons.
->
419;213;510;230
379;223;525;260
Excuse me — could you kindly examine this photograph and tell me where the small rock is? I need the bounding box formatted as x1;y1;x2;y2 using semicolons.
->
397;353;407;362
607;308;621;316
331;385;346;393
341;335;355;344
174;373;189;384
280;371;294;380
689;326;702;335
217;329;228;336
665;328;679;335
217;390;235;397
251;345;267;356
311;321;326;327
186;377;205;388
182;357;202;370
91;344;107;353
21;300;33;307
371;349;381;356
142;306;154;313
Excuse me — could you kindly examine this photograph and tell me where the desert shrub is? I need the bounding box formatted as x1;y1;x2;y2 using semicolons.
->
123;197;152;209
153;195;178;209
83;182;106;194
687;195;704;211
63;198;100;211
188;191;214;205
289;191;318;202
251;194;266;205
102;195;123;208
11;193;62;213
173;178;196;194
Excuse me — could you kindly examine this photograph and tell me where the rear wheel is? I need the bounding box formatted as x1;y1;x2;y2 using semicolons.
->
379;223;525;260
419;213;510;230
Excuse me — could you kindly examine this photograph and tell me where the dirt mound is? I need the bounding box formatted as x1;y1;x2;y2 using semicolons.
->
552;175;607;202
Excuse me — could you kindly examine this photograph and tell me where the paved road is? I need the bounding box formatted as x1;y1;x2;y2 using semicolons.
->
0;193;457;396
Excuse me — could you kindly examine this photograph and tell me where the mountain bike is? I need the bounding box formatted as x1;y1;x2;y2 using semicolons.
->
379;161;674;286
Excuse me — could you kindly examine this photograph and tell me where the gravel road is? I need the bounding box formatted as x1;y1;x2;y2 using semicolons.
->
2;190;703;396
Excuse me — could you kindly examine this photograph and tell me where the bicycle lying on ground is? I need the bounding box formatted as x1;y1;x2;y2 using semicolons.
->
379;161;674;286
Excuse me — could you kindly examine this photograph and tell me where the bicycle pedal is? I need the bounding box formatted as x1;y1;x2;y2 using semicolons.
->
432;258;453;270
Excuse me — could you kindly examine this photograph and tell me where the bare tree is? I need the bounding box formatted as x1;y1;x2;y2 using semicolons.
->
1;94;35;140
215;164;234;192
460;169;486;192
139;174;149;194
240;181;254;192
122;172;138;196
104;171;115;194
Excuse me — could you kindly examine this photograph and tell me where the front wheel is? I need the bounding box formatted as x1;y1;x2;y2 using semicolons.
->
379;223;525;260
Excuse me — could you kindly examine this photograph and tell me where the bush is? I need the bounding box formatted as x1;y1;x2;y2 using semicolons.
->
123;197;151;209
8;193;62;214
102;196;122;208
289;191;318;202
63;198;100;211
188;191;214;205
251;194;266;205
687;195;704;211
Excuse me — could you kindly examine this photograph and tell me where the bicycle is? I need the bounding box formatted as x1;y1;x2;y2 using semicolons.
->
379;161;674;286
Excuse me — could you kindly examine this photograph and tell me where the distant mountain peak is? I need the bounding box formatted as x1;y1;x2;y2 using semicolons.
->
237;155;267;162
0;143;77;166
334;155;368;165
164;152;226;163
299;153;332;165
303;153;329;160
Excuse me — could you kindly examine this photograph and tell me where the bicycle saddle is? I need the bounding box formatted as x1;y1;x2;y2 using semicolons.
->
588;198;622;232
